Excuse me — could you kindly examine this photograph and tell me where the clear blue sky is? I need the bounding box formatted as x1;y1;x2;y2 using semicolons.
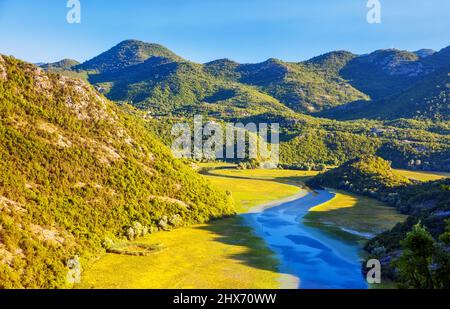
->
0;0;449;64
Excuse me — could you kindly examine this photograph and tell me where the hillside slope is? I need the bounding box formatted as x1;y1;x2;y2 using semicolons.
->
86;54;293;118
75;39;183;73
322;47;450;120
307;156;450;285
205;55;368;113
0;55;235;288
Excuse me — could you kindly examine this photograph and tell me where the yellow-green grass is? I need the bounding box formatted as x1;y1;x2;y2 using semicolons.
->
207;168;319;195
80;167;406;289
205;173;302;213
79;217;282;289
198;162;237;169
305;190;406;236
210;168;318;181
80;168;302;289
393;169;450;182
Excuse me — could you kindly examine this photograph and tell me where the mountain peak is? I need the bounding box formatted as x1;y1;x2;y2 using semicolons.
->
76;40;182;73
40;58;80;70
304;50;356;71
414;49;436;58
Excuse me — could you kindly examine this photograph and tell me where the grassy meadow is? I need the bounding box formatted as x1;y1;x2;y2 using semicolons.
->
79;217;283;289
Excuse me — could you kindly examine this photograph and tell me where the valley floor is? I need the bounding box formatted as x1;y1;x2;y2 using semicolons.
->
79;165;430;289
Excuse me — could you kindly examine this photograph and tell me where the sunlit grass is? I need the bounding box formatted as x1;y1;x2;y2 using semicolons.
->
80;167;301;289
210;168;319;181
79;217;281;289
393;169;450;182
205;174;301;213
306;190;406;236
80;166;406;289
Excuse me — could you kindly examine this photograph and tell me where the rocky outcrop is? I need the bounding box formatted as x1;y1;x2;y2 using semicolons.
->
0;55;7;81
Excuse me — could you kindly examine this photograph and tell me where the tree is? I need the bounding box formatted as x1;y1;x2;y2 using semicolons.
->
396;223;435;289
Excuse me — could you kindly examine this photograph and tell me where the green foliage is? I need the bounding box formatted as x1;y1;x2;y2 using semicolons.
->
323;47;450;121
309;156;450;287
306;156;411;197
0;55;235;288
76;40;182;73
205;56;368;113
40;59;80;71
45;41;449;121
396;223;450;289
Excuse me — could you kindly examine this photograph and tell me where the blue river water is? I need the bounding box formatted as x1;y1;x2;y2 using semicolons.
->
242;190;368;289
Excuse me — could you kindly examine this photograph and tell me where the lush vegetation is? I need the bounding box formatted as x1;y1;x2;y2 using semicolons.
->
307;156;412;197
305;190;406;237
41;40;450;172
0;55;235;288
306;155;450;287
50;40;449;121
322;47;450;121
80;165;304;289
395;223;450;288
11;39;450;289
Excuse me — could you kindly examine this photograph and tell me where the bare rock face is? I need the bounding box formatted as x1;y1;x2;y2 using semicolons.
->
0;55;7;81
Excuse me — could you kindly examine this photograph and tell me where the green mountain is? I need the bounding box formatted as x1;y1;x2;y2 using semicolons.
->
322;47;450;120
40;59;80;71
0;55;235;288
306;155;412;196
340;49;426;99
38;41;450;171
75;39;183;73
69;41;367;115
46;40;449;120
76;41;295;118
205;54;368;113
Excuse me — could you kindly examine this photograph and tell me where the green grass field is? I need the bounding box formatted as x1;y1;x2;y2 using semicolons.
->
79;217;284;289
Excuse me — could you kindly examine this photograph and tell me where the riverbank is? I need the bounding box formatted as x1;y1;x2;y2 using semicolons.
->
79;169;302;288
79;167;406;289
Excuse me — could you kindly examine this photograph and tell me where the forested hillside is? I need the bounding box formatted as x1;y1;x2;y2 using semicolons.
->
39;41;450;170
42;40;449;121
306;156;450;287
0;55;235;288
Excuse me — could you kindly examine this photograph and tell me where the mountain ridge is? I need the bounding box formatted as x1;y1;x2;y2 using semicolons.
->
40;40;450;120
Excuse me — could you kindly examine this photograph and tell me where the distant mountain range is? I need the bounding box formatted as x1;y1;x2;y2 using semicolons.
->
40;40;450;121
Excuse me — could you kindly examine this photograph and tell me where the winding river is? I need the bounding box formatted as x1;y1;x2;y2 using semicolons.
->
242;189;368;289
